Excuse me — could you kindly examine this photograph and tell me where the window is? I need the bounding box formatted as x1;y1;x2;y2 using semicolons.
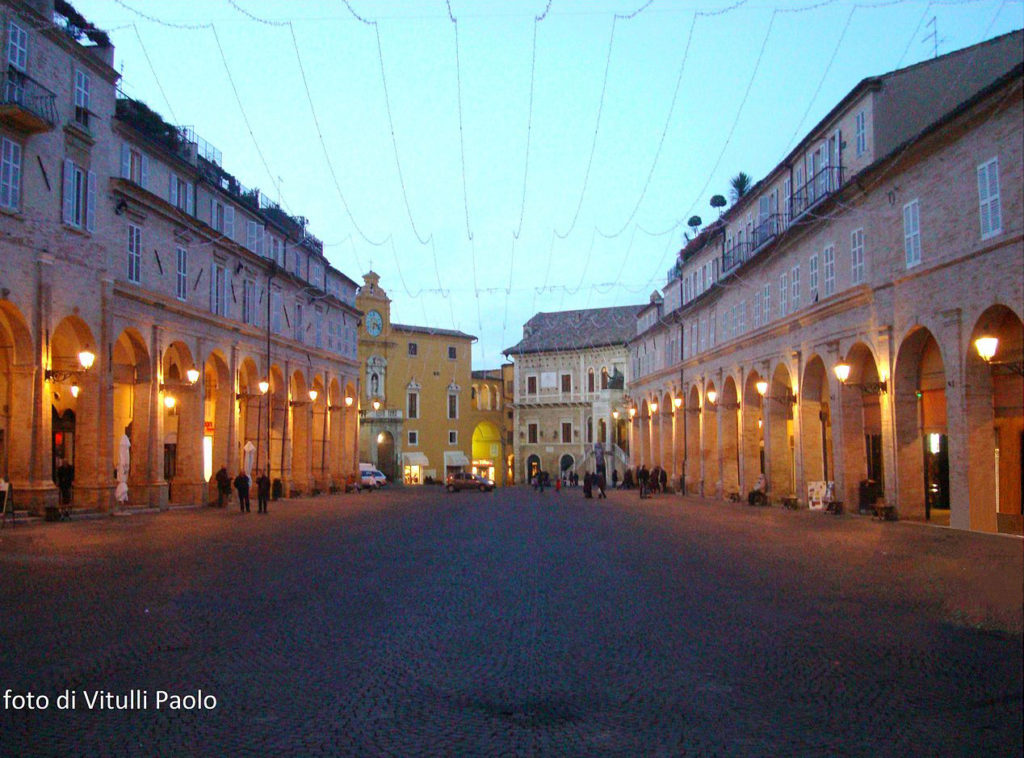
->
73;69;90;129
601;367;609;389
407;391;419;419
0;137;21;210
448;430;458;445
126;224;141;283
6;21;28;71
175;247;187;300
855;110;866;156
211;199;234;237
448;346;457;360
902;200;921;268
311;263;323;290
809;254;819;299
448;393;458;419
823;245;836;296
527;375;537;394
790;265;800;311
737;302;746;333
294;302;304;342
408;430;418;446
708;309;716;348
246;220;264;255
850;229;865;284
271;291;282;334
129;150;145;186
270;236;284;265
211;263;228;316
978;158;1001;239
753;290;762;328
778;272;788;317
561;374;571;393
292;250;303;278
408;342;418;356
314;306;323;348
587;369;595;393
528;423;538;444
561;422;572;444
762;283;771;321
242;279;256;325
62;160;95;231
168;174;192;213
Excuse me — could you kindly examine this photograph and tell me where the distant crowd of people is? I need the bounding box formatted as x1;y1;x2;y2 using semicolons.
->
529;464;674;500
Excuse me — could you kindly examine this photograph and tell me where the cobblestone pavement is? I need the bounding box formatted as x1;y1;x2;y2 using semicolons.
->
1;487;1021;757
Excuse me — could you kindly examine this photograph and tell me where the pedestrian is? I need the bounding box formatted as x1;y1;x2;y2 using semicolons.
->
659;467;668;494
55;458;74;505
639;465;650;499
611;469;618;489
555;476;561;493
215;464;231;507
538;471;546;493
597;472;607;499
255;468;271;514
234;469;251;513
583;473;592;499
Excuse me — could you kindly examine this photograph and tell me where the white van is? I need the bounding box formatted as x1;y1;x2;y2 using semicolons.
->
359;463;388;489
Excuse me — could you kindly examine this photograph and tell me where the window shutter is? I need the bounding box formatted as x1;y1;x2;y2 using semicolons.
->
86;170;96;232
120;144;130;179
140;154;149;190
169;173;178;207
62;159;74;224
186;183;194;215
210;197;216;228
8;140;20;209
255;227;263;257
225;206;235;238
246;221;256;250
224;267;232;318
210;264;216;313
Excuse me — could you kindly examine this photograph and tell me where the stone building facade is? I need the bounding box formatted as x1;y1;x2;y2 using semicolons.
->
356;272;505;485
0;0;361;511
627;32;1023;534
505;306;642;483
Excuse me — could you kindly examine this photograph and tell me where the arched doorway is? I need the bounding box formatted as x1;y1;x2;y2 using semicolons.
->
661;391;673;474
112;328;151;505
702;383;719;497
836;342;885;511
684;385;700;494
162;341;200;505
50;316;98;506
559;454;574;477
268;365;287;485
376;430;396;482
310;374;328;489
742;370;767;495
800;355;832;506
720;375;740;498
526;454;540;482
895;327;948;523
203;350;231;502
0;302;33;488
290;370;312;492
766;364;795;498
329;378;344;486
472;421;502;484
967;306;1023;533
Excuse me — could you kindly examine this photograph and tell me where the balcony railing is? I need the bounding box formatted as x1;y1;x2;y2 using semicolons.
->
790;165;843;221
0;71;57;132
722;240;753;274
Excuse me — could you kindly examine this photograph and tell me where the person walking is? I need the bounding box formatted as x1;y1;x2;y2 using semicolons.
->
596;471;607;499
582;473;592;499
659;467;668;495
255;468;271;514
639;465;650;499
215;465;231;508
611;469;618;489
234;470;251;513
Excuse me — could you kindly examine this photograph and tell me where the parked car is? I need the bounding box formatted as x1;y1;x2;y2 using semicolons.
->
446;472;495;492
359;465;388;489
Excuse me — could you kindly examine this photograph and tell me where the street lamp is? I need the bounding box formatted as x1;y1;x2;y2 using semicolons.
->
258;379;270;395
673;396;682;410
186;368;200;384
372;399;381;411
69;383;80;398
650;401;658;414
755;379;769;396
974;335;998;362
163;395;176;409
308;389;318;402
706;389;718;405
77;350;95;370
344;395;354;407
833;362;851;383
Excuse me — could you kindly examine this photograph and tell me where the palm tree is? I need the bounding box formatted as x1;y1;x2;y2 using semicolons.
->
729;172;752;204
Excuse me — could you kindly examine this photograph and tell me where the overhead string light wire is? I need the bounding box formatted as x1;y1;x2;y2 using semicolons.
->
342;0;433;246
446;0;474;241
554;0;654;241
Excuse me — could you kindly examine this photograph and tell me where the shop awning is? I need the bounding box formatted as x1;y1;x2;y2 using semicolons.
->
402;452;430;467
444;451;471;467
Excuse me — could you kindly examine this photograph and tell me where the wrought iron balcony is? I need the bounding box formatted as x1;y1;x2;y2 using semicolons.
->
0;71;58;133
790;165;844;221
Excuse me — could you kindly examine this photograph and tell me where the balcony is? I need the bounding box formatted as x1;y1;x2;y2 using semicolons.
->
790;165;844;221
722;241;753;274
0;72;57;133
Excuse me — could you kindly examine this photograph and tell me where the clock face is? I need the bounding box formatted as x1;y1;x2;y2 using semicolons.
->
366;310;383;337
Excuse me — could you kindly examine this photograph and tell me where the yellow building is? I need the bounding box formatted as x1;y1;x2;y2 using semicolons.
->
357;272;493;485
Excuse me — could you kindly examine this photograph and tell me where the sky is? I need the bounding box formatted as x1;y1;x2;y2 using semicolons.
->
72;0;1024;368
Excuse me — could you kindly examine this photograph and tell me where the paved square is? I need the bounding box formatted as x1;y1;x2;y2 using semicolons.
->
1;488;1021;756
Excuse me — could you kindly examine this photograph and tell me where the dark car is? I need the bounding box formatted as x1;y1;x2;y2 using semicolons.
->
446;472;495;492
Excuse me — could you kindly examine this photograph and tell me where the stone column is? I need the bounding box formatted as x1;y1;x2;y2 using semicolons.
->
227;343;239;475
939;309;969;531
146;325;167;508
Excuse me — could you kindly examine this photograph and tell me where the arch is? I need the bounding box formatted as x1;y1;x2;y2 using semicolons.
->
638;399;650;466
702;382;719;497
526;453;541;481
310;373;328;488
109;328;152;504
894;326;948;523
328;377;344;485
835;342;885;511
0;303;33;481
800;355;833;506
376;429;396;482
685;385;701;493
472;421;502;484
559;453;575;473
202;350;231;497
597;417;607;445
720;375;740;498
660;390;673;474
742;369;766;493
648;395;662;469
51;315;99;501
587;367;595;393
966;306;1023;533
600;367;609;390
290;369;312;491
766;363;795;498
